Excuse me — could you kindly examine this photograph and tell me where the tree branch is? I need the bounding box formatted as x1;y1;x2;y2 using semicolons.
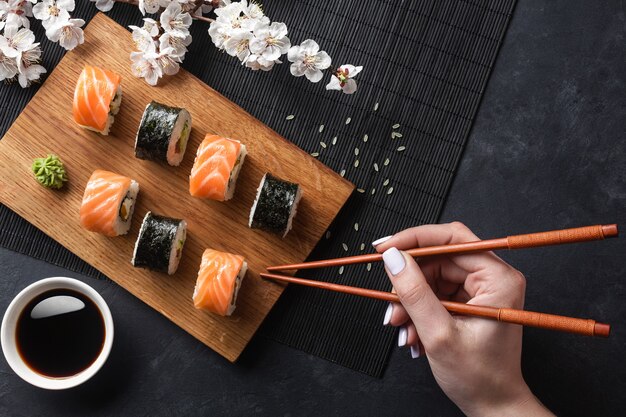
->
112;0;215;23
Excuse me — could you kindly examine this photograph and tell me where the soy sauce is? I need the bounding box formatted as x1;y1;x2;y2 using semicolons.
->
16;289;105;378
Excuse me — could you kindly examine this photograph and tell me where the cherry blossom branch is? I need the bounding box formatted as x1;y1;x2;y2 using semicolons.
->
111;0;214;23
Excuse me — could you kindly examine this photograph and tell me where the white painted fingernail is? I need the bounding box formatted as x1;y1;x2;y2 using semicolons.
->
410;345;420;359
383;303;393;325
398;326;408;347
372;236;392;247
383;247;405;275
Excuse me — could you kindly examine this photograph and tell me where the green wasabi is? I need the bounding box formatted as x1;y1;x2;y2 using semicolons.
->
31;154;68;189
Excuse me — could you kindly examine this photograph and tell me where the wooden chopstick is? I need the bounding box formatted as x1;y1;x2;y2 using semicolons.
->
266;224;618;271
260;273;611;338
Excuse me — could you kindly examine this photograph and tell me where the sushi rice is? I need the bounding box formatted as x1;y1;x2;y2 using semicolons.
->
113;178;138;236
224;142;247;200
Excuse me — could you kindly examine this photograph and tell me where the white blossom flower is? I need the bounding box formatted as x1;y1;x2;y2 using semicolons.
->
160;31;191;58
0;27;36;58
0;39;18;81
142;17;159;37
160;2;191;37
90;0;115;13
131;50;162;85
33;0;72;30
45;18;84;50
240;1;263;21
326;64;362;94
0;0;32;32
223;29;252;62
14;40;45;87
214;1;264;32
129;25;157;53
287;39;331;83
245;53;279;71
213;1;243;26
249;21;289;61
208;22;231;49
139;0;160;15
156;47;180;75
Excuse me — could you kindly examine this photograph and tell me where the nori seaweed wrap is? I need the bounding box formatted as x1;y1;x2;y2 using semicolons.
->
248;173;302;237
132;212;187;274
135;101;192;166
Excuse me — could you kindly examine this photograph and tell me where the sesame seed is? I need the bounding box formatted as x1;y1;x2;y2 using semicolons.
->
392;123;400;129
371;188;376;195
320;142;327;148
397;146;406;152
384;158;390;166
311;152;319;157
367;263;372;271
387;187;394;195
286;115;295;120
332;136;337;145
374;163;379;172
360;243;365;251
374;102;379;111
354;223;359;231
342;243;348;251
325;231;331;239
340;169;346;177
395;133;403;138
363;134;368;142
383;178;390;186
354;148;359;156
354;159;359;168
357;188;365;193
345;117;351;125
319;124;324;133
391;132;402;139
339;266;344;275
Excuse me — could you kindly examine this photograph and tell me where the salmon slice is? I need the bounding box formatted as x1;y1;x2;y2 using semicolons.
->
189;135;244;201
80;170;132;237
73;65;121;133
193;249;247;316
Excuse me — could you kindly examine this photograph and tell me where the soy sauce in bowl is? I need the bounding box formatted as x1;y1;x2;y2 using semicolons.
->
16;289;105;378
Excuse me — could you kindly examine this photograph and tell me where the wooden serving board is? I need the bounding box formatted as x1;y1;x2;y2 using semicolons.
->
0;13;353;362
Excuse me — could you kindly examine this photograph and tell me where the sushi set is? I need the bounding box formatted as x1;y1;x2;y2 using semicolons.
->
0;13;353;361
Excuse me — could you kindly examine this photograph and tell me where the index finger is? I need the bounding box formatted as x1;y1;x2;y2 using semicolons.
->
374;222;505;274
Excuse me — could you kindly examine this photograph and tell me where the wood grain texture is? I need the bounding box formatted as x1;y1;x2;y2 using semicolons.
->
0;13;354;362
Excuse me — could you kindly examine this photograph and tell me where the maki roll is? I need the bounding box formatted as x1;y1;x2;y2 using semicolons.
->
135;101;192;166
249;173;302;237
73;65;122;135
79;170;139;237
189;134;247;201
193;249;248;316
132;212;187;275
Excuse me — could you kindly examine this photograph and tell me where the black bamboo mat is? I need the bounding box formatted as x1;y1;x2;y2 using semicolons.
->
0;0;516;376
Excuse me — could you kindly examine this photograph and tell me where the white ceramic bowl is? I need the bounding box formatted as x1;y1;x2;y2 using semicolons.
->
1;277;114;390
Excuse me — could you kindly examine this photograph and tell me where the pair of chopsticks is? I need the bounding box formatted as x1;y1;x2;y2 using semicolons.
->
262;224;617;338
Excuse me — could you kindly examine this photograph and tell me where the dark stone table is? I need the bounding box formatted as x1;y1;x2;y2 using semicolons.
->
1;1;624;415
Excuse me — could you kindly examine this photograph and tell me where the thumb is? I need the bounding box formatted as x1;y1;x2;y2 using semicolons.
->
383;247;455;345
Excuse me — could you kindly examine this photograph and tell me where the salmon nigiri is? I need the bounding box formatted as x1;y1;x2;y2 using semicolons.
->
73;65;122;135
79;170;139;237
193;249;248;316
189;134;247;201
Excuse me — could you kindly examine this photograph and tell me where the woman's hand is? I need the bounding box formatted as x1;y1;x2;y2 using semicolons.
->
374;222;553;417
